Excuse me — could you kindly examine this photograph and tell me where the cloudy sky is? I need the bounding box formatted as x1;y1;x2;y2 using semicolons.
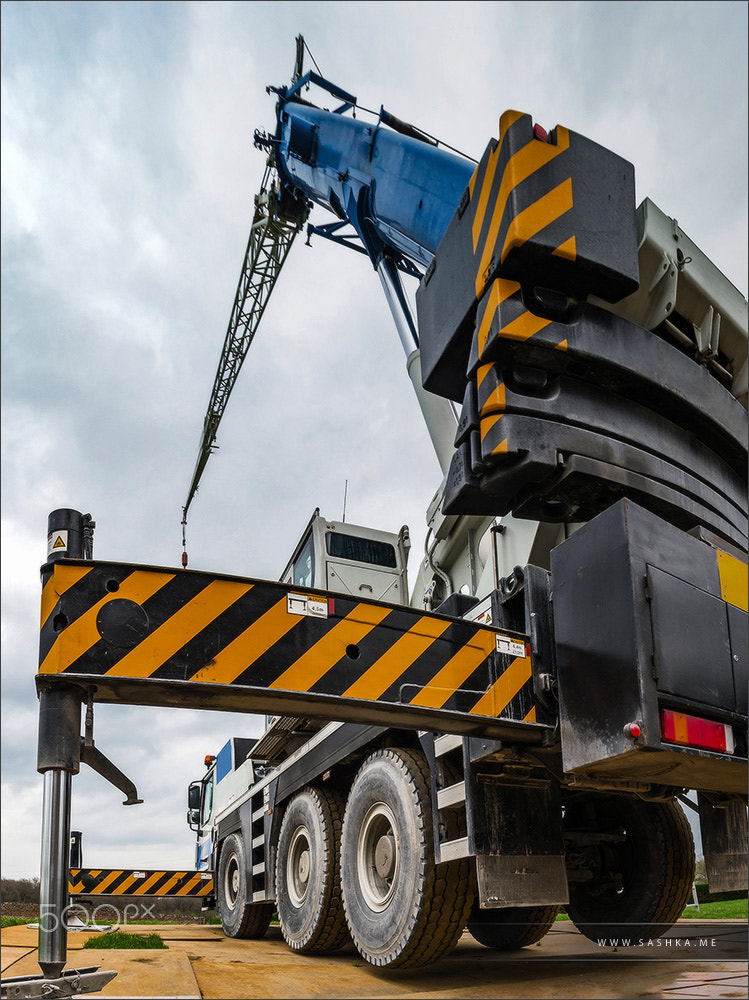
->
2;1;747;878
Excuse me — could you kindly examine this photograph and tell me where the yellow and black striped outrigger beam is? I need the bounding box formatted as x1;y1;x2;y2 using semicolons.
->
38;560;546;742
68;868;213;898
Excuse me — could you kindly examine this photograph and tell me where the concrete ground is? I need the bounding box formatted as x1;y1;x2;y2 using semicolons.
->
1;921;747;999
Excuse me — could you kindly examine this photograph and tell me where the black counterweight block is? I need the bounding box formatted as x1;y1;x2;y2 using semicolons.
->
469;289;747;475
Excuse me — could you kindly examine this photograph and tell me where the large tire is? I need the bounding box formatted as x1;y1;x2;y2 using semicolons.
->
341;748;472;970
468;903;560;950
275;786;349;953
564;795;695;942
216;832;273;939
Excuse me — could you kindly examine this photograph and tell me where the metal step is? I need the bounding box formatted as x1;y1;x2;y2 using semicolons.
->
437;780;466;809
439;836;470;862
434;733;463;757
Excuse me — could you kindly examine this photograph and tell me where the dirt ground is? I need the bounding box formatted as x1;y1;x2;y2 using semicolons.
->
2;920;747;999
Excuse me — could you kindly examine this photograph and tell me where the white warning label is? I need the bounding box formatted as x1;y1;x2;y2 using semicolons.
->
495;634;527;658
287;593;329;619
47;530;68;556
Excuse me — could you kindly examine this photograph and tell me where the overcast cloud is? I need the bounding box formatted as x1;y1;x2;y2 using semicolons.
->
2;1;747;877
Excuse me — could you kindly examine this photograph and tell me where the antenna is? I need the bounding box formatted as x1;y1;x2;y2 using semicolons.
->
342;480;348;522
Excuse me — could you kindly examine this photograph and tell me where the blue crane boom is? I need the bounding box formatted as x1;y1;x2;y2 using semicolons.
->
269;79;475;271
181;39;473;534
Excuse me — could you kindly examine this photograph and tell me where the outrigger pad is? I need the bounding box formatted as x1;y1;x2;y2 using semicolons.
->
0;966;117;999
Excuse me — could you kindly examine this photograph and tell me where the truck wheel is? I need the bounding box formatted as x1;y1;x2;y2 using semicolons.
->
275;786;349;953
468;903;560;949
217;832;272;939
341;748;472;969
564;795;695;941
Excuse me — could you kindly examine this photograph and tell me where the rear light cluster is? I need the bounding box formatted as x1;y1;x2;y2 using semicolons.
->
660;708;734;754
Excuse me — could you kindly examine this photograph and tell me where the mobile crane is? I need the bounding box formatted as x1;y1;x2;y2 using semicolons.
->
17;36;747;997
178;39;747;970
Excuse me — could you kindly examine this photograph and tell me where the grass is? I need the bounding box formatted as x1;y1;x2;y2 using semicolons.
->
82;930;166;949
555;898;748;922
681;898;747;919
1;916;31;928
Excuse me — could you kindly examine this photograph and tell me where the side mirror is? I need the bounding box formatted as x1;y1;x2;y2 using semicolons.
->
188;781;201;811
187;808;200;831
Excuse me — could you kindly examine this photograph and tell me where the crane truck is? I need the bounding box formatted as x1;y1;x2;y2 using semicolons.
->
179;42;748;970
20;36;747;996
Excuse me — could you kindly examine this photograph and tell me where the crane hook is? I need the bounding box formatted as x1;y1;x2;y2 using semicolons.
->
181;509;188;569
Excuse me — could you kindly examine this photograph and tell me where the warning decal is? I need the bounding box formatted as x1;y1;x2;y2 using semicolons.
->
495;633;527;658
48;530;68;556
287;593;329;619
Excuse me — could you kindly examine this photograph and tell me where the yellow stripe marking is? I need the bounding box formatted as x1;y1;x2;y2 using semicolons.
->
481;413;502;440
717;550;748;612
177;875;204;896
191;597;300;684
555;339;568;351
131;871;167;895
270;603;391;693
480;415;510;458
476;278;522;357
553;235;577;260
469;656;532;717
476;126;570;295
410;631;497;709
41;565;93;630
106;579;253;678
472;111;524;250
87;870;122;895
110;873;140;895
344;616;451;701
158;873;187;896
500;177;574;265
523;705;537;723
480;382;506;415
38;570;175;674
499;309;551;343
476;363;494;390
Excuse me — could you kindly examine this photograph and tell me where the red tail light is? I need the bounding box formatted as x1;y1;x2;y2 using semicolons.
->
660;708;734;754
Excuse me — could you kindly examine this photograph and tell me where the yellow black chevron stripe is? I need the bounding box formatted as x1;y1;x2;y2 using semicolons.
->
472;278;567;369
68;868;214;897
39;561;540;735
470;110;573;299
716;549;748;612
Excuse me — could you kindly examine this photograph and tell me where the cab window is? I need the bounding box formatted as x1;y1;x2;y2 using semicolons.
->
293;532;315;588
326;532;397;568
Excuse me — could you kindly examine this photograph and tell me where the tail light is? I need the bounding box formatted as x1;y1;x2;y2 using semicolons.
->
660;708;734;754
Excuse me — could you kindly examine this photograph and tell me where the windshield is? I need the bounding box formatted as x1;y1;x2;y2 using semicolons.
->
201;776;214;826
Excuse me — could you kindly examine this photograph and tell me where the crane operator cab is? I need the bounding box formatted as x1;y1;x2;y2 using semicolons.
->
254;510;412;760
280;508;411;607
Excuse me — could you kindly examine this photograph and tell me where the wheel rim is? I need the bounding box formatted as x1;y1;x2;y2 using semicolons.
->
287;825;312;907
224;852;239;909
357;801;399;912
